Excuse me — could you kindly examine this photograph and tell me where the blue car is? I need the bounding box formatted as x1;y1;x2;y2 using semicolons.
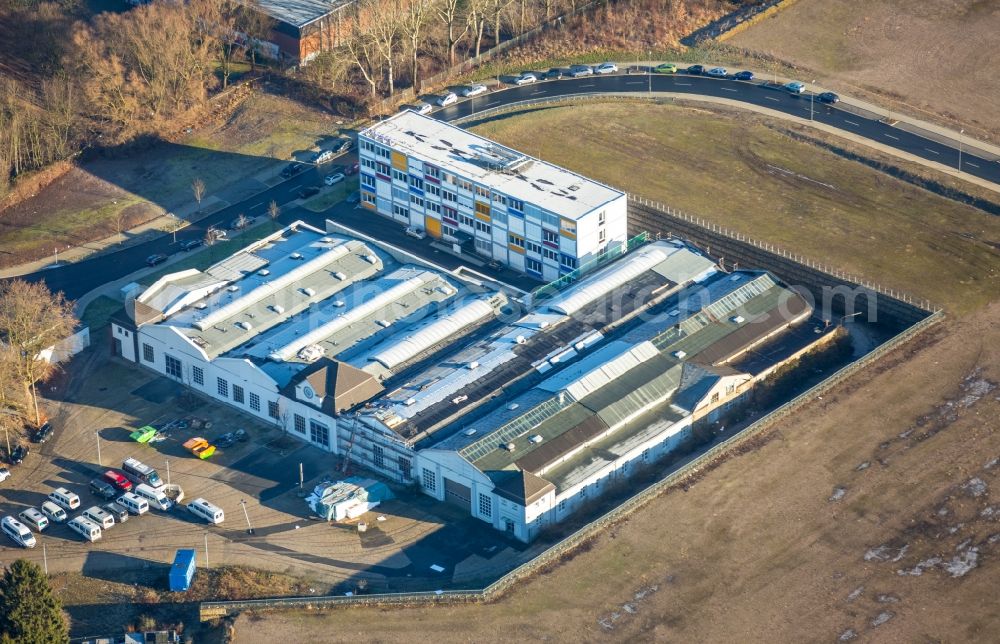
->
734;70;754;81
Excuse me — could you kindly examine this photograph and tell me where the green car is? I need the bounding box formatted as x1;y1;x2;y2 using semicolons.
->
652;63;678;74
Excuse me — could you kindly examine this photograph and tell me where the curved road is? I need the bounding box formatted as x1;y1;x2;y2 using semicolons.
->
18;71;999;301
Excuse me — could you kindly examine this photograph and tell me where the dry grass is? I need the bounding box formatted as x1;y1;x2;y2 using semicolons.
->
728;0;1000;140
234;301;1000;643
469;101;1000;314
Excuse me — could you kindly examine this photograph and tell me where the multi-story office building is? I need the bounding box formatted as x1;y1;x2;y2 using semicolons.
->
357;111;628;281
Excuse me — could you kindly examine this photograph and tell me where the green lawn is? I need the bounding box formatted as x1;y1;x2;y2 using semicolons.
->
301;183;350;212
139;225;278;286
80;295;122;331
471;101;1000;314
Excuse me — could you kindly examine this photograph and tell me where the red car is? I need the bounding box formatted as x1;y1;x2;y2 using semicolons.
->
345;161;360;176
103;470;133;492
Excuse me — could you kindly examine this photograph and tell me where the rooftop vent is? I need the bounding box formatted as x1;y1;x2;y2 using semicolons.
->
194;303;208;310
404;397;417;406
375;319;391;328
333;271;347;281
227;285;239;292
514;335;526;344
290;252;303;260
668;309;679;317
463;428;477;436
297;344;325;362
503;442;516;452
507;403;519;411
467;361;480;370
730;274;742;282
673;350;687;359
731;315;746;324
236;321;252;331
333;300;345;307
270;304;285;314
452;394;469;405
320;237;333;243
529;435;543;444
363;254;378;265
258;269;270;276
301;287;316;297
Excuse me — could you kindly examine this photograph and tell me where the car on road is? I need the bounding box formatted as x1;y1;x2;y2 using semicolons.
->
207;227;227;241
514;72;538;85
706;67;727;77
460;84;488;97
544;68;564;79
333;138;353;153
405;227;427;240
0;468;9;483
568;65;593;77
324;172;346;186
686;64;704;75
345;161;360;176
346;191;361;204
297;186;320;199
180;239;203;251
32;422;54;444
8;445;28;465
145;254;167;267
404;102;433;115
436;92;458;107
733;70;754;81
593;62;618;75
784;81;806;94
652;63;677;74
89;478;118;500
280;163;304;178
40;501;66;523
818;91;840;104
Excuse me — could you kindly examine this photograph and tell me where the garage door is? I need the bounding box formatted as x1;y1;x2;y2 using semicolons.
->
443;477;471;511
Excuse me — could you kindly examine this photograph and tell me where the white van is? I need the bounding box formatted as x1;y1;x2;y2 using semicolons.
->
1;516;36;548
134;483;172;511
116;492;149;515
17;508;49;532
82;506;115;530
40;501;67;523
68;516;102;542
48;487;81;511
187;498;224;524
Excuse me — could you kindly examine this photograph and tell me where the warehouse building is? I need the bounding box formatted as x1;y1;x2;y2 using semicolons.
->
253;0;355;63
357;111;629;281
113;224;825;542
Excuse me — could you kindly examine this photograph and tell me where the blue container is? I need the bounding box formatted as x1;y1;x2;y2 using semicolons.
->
169;549;197;592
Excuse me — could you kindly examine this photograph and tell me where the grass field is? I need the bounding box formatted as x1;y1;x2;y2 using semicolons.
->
469;101;1000;314
727;0;1000;139
138;224;279;286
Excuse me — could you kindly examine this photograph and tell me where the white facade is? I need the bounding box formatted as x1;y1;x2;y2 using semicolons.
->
358;111;629;281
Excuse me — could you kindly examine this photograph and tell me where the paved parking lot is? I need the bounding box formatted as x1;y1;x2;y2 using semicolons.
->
0;351;529;593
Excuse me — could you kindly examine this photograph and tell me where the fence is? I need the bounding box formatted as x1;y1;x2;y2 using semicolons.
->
201;311;943;621
369;0;607;115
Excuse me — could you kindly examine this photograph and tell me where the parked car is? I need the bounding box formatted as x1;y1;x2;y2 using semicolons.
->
333;138;353;153
8;445;28;465
229;215;256;230
817;91;840;104
234;429;249;442
18;508;49;532
206;227;227;241
593;62;618;74
40;501;66;523
297;186;320;199
514;72;538;85
324;172;346;186
102;502;129;524
0;468;9;483
784;81;806;94
214;433;237;449
686;64;705;75
180;239;203;251
706;67;727;77
460;84;488;97
544;68;564;79
346;191;361;205
103;470;133;492
145;254;167;267
405;227;427;240
280;163;303;178
344;161;360;176
436;92;458;107
312;150;334;164
89;478;117;500
568;64;593;77
733;70;754;81
32;422;53;444
652;63;677;74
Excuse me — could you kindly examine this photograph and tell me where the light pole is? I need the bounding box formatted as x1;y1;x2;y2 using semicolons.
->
810;79;815;121
165;459;171;485
95;431;102;466
958;128;964;173
240;499;253;535
839;311;863;327
647;50;652;95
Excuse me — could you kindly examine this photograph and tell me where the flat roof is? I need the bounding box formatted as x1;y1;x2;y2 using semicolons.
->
253;0;356;28
360;111;625;221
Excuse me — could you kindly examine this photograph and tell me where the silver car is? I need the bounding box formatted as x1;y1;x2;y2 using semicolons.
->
514;73;538;86
460;84;488;97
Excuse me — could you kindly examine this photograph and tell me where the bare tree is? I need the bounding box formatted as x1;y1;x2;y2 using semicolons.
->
488;0;516;48
399;0;433;90
268;200;281;230
192;178;206;212
436;0;471;66
238;0;276;73
114;209;129;245
234;213;251;233
0;280;77;426
345;14;382;99
467;0;489;58
368;0;402;96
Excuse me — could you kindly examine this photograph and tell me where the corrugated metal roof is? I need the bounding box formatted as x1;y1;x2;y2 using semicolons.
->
538;340;660;399
544;244;671;315
577;356;683;427
651;248;717;284
254;0;356;28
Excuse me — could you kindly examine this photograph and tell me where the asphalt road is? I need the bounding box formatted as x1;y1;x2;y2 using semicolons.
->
17;70;998;301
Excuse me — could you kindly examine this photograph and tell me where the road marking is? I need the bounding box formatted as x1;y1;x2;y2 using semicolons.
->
844;119;860;126
965;161;980;168
674;82;692;86
924;148;939;155
764;96;779;102
579;83;595;87
720;87;738;92
530;90;545;95
485;101;499;106
250;202;264;208
625;81;645;85
883;133;899;140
